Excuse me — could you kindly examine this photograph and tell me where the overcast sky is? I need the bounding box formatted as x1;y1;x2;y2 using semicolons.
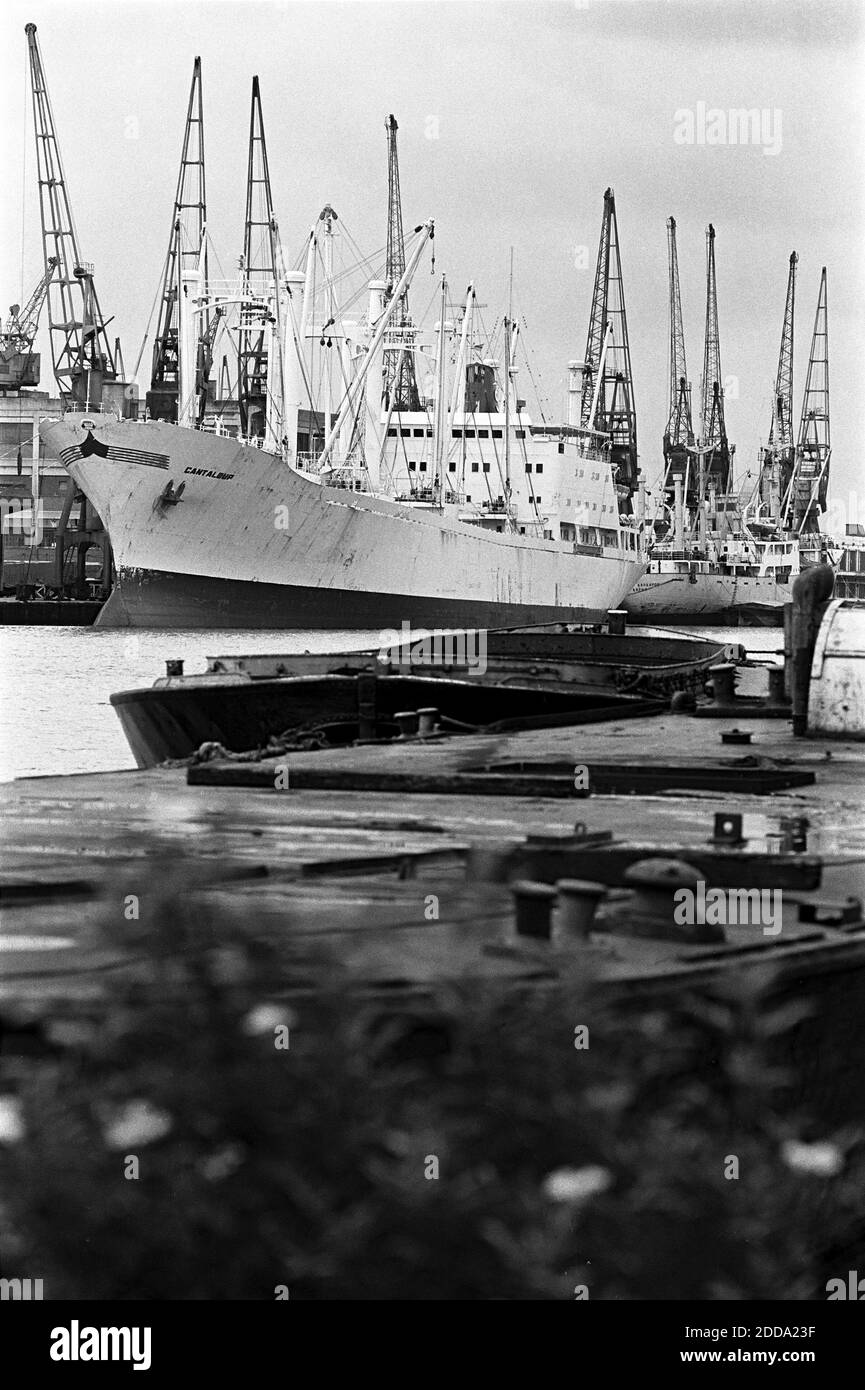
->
1;0;862;510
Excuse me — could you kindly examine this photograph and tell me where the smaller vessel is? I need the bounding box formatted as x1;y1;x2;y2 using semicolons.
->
626;228;837;627
109;624;737;768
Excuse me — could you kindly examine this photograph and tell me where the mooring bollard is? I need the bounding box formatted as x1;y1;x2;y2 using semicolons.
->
417;707;439;736
620;857;723;943
606;609;627;636
790;564;835;736
512;880;557;940
394;710;419;739
708;662;736;706
556;878;607;939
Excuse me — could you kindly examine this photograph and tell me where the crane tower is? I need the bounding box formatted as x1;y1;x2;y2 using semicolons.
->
147;58;208;422
25;23;132;412
383;115;421;412
662;216;694;499
580;188;638;504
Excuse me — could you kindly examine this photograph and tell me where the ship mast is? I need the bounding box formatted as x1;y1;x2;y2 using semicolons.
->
580;188;638;506
238;77;277;440
699;224;731;497
383;115;420;412
759;251;797;523
147;58;207;423
662;216;694;501
25;23;126;410
786;268;829;534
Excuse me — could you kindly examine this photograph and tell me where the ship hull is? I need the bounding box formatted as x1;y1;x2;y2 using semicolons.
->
100;567;629;630
42;416;646;631
624;570;793;627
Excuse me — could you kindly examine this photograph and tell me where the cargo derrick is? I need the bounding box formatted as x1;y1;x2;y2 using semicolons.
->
580;188;638;510
383;115;421;413
662;217;695;506
25;23;132;413
786;269;829;535
698;224;731;498
147;58;208;423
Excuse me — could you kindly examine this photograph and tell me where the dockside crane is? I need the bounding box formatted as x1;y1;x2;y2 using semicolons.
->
383;115;421;413
238;76;278;439
785;268;829;534
662;217;694;499
699;224;731;497
758;252;797;522
580;188;638;506
0;257;56;391
25;23;131;412
147;57;208;422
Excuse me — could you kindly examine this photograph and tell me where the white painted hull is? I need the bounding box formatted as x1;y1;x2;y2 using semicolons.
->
42;415;646;630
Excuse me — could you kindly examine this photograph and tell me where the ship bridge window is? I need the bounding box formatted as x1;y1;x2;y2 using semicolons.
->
408;461;416;471
516;429;526;439
477;429;489;438
400;428;411;438
419;461;427;472
387;428;398;437
558;442;564;454
492;429;502;439
464;429;476;438
448;461;456;472
526;463;532;473
536;463;543;474
483;462;490;472
471;460;479;472
413;428;425;437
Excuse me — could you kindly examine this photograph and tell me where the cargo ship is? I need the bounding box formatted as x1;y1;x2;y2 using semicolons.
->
43;396;646;631
624;228;836;626
38;73;647;631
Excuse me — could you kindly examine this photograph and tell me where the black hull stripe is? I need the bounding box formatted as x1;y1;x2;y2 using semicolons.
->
58;444;170;469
